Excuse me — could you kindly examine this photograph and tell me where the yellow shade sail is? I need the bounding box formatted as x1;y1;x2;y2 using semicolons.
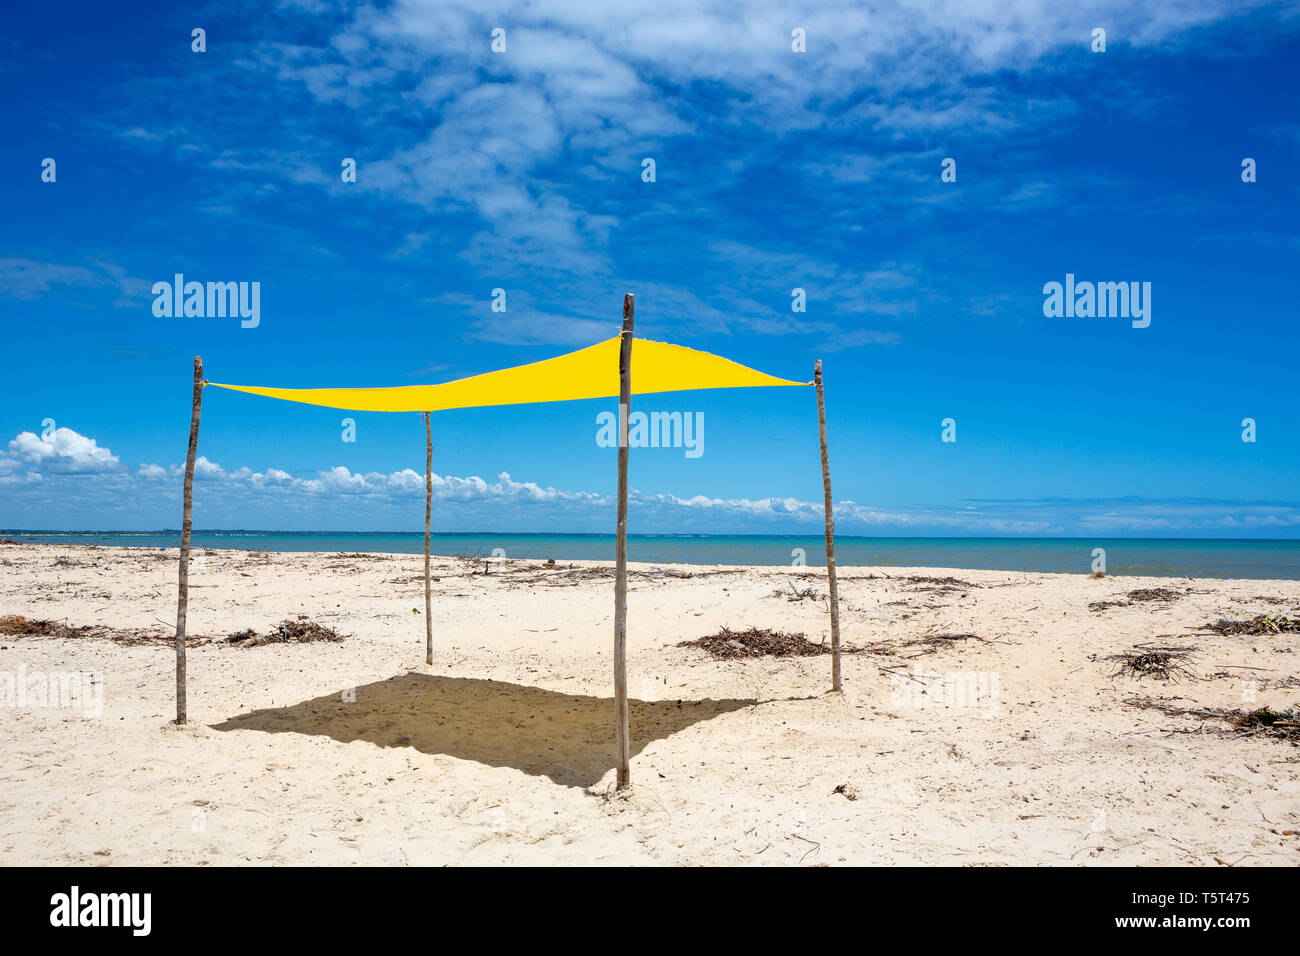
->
207;336;810;413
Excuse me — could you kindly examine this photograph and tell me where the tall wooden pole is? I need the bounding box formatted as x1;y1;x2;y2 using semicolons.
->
815;359;842;692
175;356;204;724
424;412;433;665
614;293;634;789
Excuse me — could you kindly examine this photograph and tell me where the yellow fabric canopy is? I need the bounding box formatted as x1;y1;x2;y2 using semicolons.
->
207;336;809;413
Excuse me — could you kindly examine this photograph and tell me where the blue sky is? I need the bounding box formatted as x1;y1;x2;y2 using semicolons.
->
2;0;1298;536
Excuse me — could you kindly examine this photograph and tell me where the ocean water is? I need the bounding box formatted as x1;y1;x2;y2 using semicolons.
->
5;531;1300;580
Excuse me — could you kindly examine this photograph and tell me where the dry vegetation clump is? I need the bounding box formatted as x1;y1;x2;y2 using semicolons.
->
0;614;176;646
852;573;979;587
1105;644;1197;681
1126;697;1300;743
771;580;824;602
1126;587;1184;602
922;632;984;646
1089;599;1130;612
0;614;52;636
226;618;343;647
1229;706;1300;740
0;614;113;640
678;625;839;659
1125;696;1223;719
1204;613;1300;636
509;564;732;586
513;566;616;585
1091;587;1187;611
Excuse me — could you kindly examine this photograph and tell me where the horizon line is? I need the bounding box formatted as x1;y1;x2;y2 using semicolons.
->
5;529;1300;543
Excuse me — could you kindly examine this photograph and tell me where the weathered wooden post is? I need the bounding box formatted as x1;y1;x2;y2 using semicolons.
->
614;294;634;788
815;359;842;692
175;356;204;723
424;412;433;666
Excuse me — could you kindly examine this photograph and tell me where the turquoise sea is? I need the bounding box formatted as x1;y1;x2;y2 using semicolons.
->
5;531;1300;580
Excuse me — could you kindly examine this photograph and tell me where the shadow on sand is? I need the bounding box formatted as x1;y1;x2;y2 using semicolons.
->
212;672;762;788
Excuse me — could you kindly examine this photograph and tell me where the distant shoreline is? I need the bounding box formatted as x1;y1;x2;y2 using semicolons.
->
4;533;1299;580
6;530;1300;541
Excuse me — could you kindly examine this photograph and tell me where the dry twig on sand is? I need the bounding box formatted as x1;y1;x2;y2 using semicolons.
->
870;631;992;660
1105;644;1197;681
772;579;824;602
909;632;986;656
1126;696;1300;742
1124;695;1226;719
901;575;977;587
510;564;732;586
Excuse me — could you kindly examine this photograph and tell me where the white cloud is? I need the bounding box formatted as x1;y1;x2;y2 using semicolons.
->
6;428;1296;536
193;456;226;479
6;427;123;474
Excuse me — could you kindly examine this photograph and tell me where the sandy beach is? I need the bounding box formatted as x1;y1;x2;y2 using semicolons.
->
1;541;1297;866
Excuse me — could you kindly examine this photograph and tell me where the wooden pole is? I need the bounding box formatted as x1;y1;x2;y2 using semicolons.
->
815;359;842;692
174;356;203;724
424;412;433;666
614;293;634;789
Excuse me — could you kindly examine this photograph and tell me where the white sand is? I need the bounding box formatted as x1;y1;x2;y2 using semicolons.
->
1;542;1297;865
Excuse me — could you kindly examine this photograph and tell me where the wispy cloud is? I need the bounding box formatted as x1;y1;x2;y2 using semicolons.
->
0;258;150;306
0;259;102;299
77;0;1282;349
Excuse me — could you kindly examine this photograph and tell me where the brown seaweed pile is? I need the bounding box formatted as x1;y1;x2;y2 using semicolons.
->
1126;587;1183;602
1088;600;1130;612
226;618;343;647
1230;706;1300;740
0;614;52;636
1203;613;1300;636
0;614;176;646
678;625;835;659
